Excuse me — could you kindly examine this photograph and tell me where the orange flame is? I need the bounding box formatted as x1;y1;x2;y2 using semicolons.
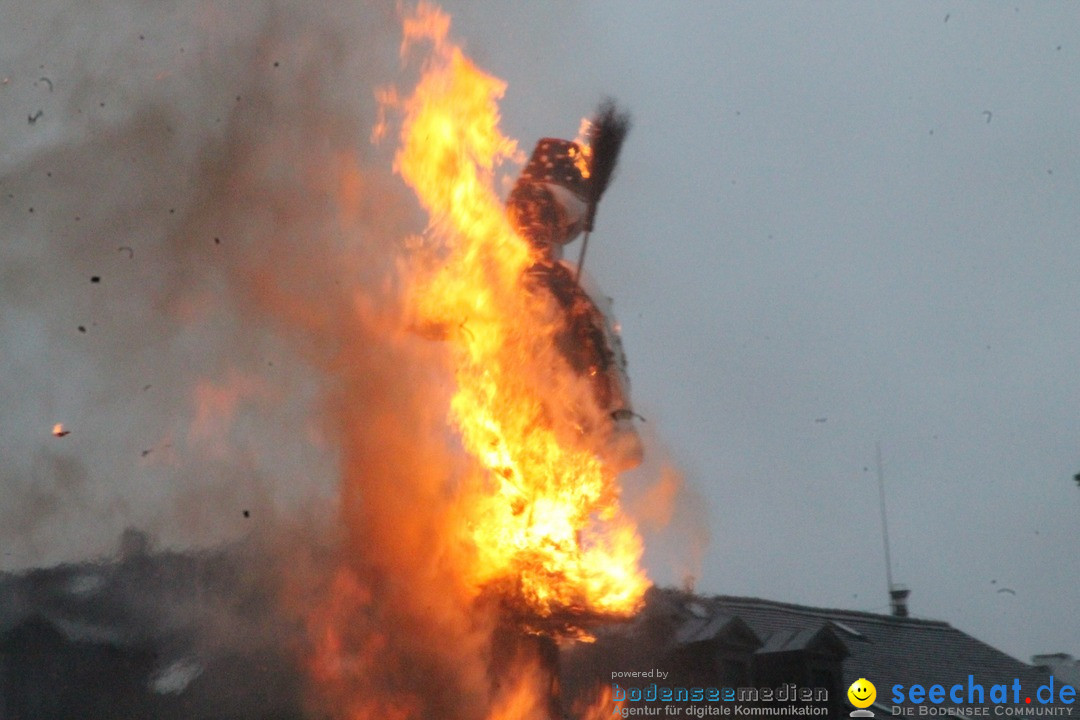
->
573;684;623;720
388;2;648;623
485;658;558;720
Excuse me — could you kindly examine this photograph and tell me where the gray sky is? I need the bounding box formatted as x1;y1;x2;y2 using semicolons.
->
2;1;1077;666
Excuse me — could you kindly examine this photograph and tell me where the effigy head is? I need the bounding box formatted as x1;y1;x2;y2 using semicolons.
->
507;138;589;252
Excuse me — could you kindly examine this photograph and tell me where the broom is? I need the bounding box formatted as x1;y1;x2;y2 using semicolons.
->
575;99;631;283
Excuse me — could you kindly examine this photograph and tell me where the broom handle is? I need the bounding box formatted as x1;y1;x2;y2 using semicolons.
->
575;198;599;283
574;230;592;283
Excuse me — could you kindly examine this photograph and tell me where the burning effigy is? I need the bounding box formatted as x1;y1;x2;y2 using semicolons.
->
312;3;652;718
387;1;649;624
507;107;643;475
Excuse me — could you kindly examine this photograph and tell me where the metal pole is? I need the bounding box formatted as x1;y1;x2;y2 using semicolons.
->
876;442;895;594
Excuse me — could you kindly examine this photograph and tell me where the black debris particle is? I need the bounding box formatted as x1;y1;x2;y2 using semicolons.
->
99;102;105;108
169;208;175;214
141;449;151;457
273;61;280;68
91;276;100;283
214;237;221;244
28;207;33;213
78;325;86;333
242;510;250;518
139;34;145;40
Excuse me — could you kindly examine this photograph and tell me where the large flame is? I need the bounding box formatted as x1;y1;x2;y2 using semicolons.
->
388;3;648;624
304;5;651;717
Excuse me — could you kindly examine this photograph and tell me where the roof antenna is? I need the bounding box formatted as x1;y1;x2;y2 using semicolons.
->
877;442;909;617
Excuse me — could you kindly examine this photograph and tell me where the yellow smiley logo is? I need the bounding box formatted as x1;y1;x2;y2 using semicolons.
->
848;678;876;709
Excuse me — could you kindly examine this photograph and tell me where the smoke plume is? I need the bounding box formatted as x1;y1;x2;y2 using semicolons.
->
0;0;493;714
1;3;699;717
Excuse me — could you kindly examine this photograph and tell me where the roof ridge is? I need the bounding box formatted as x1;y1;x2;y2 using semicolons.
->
681;591;955;629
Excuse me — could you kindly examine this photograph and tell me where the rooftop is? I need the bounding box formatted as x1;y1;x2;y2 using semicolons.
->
653;588;1073;708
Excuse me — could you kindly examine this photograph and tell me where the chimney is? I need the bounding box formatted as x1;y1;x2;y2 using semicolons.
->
1031;654;1075;671
889;586;910;618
